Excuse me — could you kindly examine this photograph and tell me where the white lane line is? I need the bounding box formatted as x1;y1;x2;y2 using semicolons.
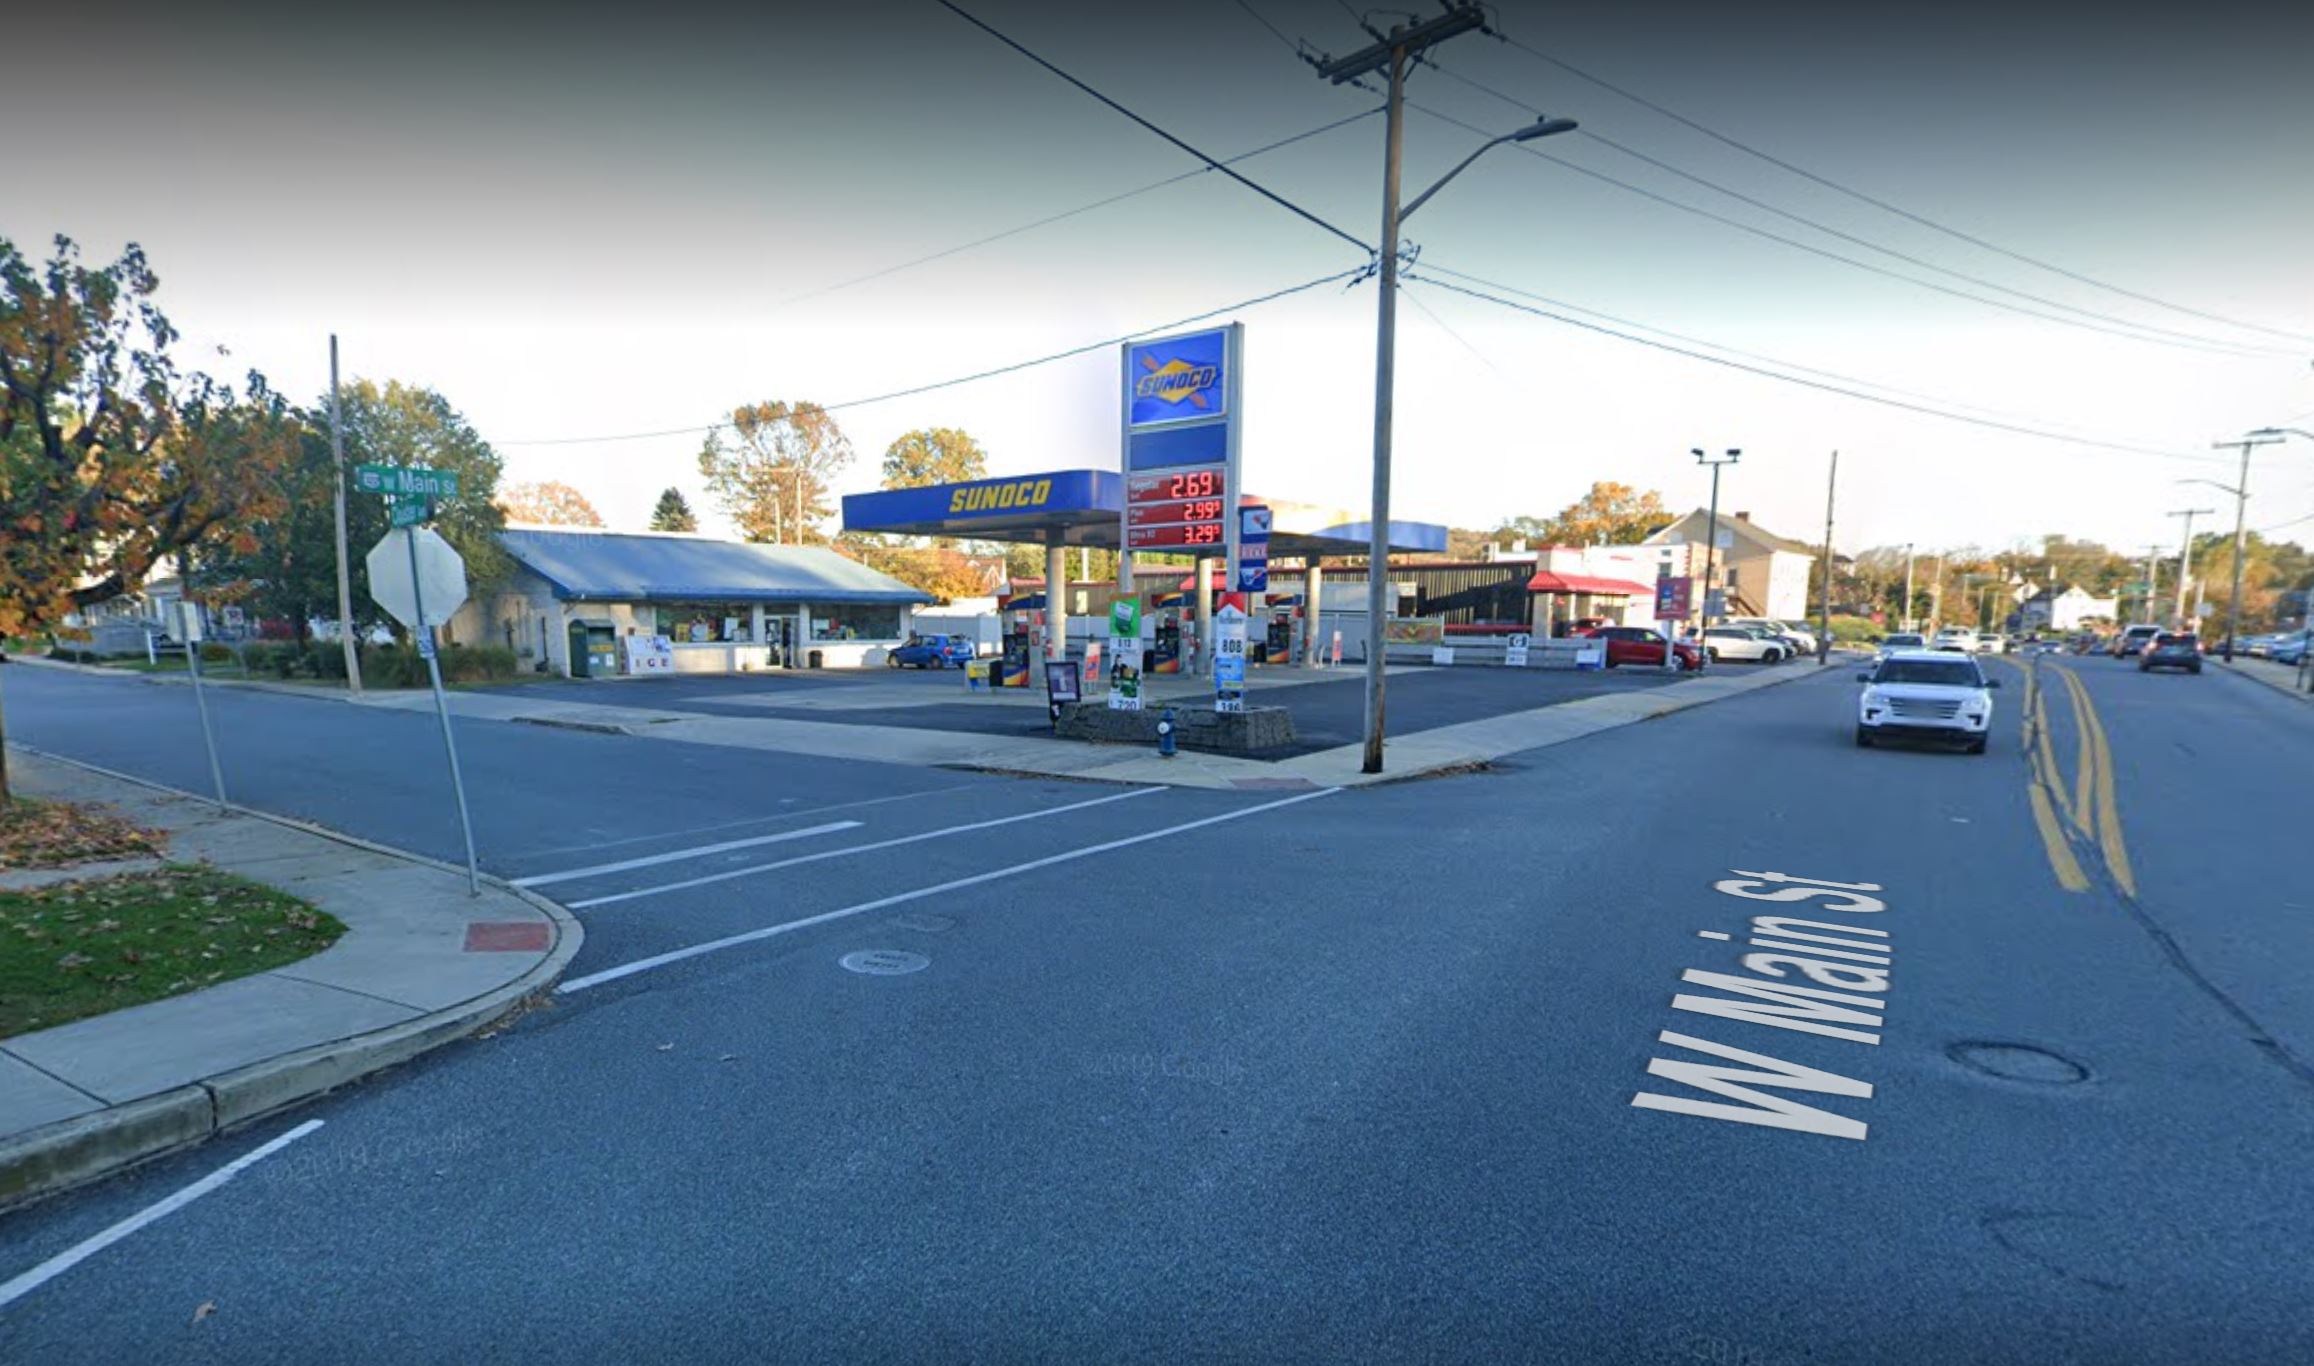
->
0;1119;323;1313
511;821;862;888
557;786;1337;993
507;783;977;861
564;786;1165;911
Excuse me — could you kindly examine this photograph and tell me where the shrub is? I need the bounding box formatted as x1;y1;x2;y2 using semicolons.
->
303;642;349;680
199;642;233;665
439;644;517;683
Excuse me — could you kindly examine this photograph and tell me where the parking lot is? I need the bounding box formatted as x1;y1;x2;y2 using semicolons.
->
485;658;1699;759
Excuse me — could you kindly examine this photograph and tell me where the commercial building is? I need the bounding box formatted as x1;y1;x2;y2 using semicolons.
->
444;528;931;677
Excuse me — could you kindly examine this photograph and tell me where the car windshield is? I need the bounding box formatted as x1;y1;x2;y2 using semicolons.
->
1874;659;1983;686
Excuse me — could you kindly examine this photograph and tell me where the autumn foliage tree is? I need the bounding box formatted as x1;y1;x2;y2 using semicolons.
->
696;401;853;544
0;235;300;795
1503;481;1669;547
880;428;987;490
497;480;603;527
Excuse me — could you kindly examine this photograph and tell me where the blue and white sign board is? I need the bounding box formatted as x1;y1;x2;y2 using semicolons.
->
1122;324;1244;588
1237;503;1270;593
1213;597;1249;713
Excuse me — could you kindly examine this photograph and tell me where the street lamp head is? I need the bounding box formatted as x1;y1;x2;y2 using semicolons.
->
1511;115;1578;142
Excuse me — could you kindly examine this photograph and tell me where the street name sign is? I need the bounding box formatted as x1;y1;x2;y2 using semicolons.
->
354;464;461;499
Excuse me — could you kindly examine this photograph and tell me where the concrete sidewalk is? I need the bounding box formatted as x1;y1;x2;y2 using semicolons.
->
0;748;582;1209
2214;654;2314;704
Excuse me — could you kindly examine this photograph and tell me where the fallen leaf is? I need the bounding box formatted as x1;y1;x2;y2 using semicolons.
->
656;1043;674;1052
191;1301;217;1324
720;1054;738;1062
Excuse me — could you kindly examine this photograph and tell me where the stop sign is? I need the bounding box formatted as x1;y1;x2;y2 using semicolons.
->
366;527;469;628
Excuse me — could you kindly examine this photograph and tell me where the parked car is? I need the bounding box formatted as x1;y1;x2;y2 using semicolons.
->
1876;632;1927;660
1855;650;1999;754
2139;632;2203;674
2271;630;2313;666
2243;632;2286;658
1577;625;1700;670
1699;626;1788;663
2110;624;2162;658
1728;618;1818;655
886;633;975;669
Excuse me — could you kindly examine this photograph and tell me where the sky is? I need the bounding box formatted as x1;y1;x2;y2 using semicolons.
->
8;0;2313;565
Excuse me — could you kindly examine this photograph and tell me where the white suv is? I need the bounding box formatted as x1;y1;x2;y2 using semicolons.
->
1856;650;1999;754
1931;626;1980;653
1728;617;1818;655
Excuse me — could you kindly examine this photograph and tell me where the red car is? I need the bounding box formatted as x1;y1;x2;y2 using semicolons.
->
1577;625;1701;670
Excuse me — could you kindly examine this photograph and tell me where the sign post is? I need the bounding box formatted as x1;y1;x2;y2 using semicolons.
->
366;522;481;896
1655;575;1693;674
176;600;229;810
1120;324;1243;680
1044;650;1081;728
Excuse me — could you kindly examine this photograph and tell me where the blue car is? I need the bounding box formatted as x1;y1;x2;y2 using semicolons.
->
2271;631;2312;666
887;633;975;669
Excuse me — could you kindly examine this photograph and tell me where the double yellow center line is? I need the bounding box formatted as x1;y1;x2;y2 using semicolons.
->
2019;656;2135;896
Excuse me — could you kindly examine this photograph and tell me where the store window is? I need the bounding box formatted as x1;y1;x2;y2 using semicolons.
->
652;604;754;643
806;604;903;641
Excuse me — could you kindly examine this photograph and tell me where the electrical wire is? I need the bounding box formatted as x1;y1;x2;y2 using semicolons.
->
1410;259;2162;440
773;106;1380;308
935;0;1371;255
1572;127;2298;357
1495;34;2314;348
1407;100;2279;361
498;267;1365;446
1403;270;2232;465
1230;0;1299;52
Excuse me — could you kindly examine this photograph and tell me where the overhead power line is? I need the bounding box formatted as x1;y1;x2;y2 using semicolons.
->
1404;269;2232;465
498;268;1364;447
1406;101;2279;360
935;0;1371;255
774;106;1380;308
1496;34;2314;348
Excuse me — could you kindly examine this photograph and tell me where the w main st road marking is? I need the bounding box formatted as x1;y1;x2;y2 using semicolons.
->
557;787;1338;993
1630;872;1895;1142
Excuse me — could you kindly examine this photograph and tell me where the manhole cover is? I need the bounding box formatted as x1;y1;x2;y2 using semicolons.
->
888;913;955;933
840;949;930;976
1949;1042;2089;1085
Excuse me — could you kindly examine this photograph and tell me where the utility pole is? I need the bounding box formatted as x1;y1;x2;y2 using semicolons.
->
329;336;362;695
1902;544;1915;634
1816;450;1837;663
2140;545;2165;623
2165;507;2214;627
1692;447;1739;669
2208;431;2282;660
1315;3;1491;775
1926;554;1944;632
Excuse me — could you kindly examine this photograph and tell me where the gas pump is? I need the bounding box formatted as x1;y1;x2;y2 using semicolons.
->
1148;603;1184;674
1264;613;1292;665
998;609;1033;688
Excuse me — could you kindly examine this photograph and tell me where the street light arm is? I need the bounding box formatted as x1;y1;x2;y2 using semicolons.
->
2177;476;2245;498
1400;116;1576;222
1399;135;1508;222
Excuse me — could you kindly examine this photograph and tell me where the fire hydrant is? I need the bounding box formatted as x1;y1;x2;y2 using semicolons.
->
1156;705;1177;759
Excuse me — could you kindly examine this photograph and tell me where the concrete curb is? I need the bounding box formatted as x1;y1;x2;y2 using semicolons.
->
0;745;583;1212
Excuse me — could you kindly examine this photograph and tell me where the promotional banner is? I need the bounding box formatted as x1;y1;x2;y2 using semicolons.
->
1237;504;1271;593
622;635;675;674
1383;618;1446;646
1655;576;1693;619
1107;596;1145;711
1214;594;1249;713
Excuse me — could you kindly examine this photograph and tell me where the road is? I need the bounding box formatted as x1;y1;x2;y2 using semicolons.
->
2;655;2311;1363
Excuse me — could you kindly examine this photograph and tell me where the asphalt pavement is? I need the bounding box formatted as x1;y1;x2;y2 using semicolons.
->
2;654;2310;1363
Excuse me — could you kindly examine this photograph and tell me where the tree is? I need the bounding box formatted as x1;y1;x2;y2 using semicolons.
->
497;480;602;527
649;487;696;532
881;427;988;490
1516;482;1668;547
696;400;853;544
211;378;509;643
0;235;300;796
836;537;999;603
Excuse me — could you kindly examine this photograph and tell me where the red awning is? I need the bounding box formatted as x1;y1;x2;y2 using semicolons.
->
1526;571;1653;597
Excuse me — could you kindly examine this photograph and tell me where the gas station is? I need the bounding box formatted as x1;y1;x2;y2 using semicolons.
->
844;321;1447;715
841;467;1446;691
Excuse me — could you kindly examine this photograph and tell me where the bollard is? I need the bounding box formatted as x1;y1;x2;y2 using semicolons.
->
1156;705;1177;759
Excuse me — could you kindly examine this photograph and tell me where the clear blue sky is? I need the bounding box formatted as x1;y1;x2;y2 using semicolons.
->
11;0;2313;559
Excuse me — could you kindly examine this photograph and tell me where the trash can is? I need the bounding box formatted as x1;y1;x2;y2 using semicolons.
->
809;649;825;669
